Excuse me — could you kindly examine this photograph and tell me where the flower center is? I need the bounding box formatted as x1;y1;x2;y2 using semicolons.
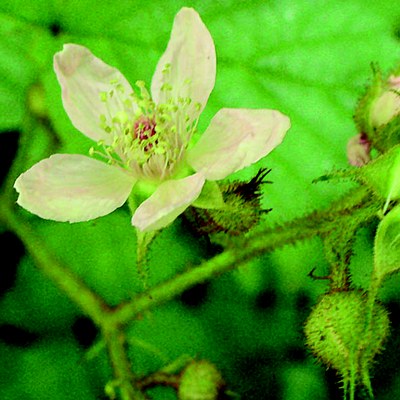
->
91;76;201;181
133;116;157;151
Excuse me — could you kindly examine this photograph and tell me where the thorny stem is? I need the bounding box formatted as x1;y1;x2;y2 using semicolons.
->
0;201;145;399
135;229;157;289
110;187;378;326
0;185;378;399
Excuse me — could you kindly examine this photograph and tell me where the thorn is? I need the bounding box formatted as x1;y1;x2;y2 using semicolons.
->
308;267;331;281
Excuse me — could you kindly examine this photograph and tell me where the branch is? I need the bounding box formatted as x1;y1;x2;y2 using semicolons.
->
0;201;109;326
104;327;147;400
110;187;378;326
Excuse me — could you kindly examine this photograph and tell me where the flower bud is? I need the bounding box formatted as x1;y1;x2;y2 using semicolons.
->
178;360;224;400
304;290;389;393
183;168;271;235
370;75;400;128
346;133;371;167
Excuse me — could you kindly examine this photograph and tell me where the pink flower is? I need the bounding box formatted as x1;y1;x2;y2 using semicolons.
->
14;8;290;232
346;133;371;167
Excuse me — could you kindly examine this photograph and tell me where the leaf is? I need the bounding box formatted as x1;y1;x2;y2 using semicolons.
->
374;204;400;279
0;13;55;131
0;339;98;400
205;0;400;220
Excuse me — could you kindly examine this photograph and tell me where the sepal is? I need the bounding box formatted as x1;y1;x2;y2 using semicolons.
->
353;63;383;136
374;204;400;280
192;180;224;209
184;168;271;236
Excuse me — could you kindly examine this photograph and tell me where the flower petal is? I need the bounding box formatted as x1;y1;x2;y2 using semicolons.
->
54;44;134;143
14;154;135;222
187;108;291;180
347;133;371;167
151;8;216;119
132;173;205;232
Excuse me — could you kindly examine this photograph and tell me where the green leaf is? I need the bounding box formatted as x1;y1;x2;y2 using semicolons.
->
374;204;400;279
0;339;98;400
0;13;55;131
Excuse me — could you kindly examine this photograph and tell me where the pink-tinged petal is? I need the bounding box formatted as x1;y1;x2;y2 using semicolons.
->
54;44;134;143
132;173;205;232
14;154;135;222
151;8;216;119
347;133;371;167
187;108;291;180
389;75;400;89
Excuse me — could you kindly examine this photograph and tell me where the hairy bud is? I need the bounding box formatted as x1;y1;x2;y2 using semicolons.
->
178;360;224;400
304;290;390;396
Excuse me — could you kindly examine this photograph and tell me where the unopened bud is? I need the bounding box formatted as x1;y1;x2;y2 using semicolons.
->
346;133;371;167
304;290;389;392
178;360;223;400
184;168;271;236
370;75;400;127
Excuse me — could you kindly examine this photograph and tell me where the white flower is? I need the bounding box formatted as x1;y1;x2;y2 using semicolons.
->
14;7;290;232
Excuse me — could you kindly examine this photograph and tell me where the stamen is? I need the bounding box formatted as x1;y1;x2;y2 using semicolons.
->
92;77;200;180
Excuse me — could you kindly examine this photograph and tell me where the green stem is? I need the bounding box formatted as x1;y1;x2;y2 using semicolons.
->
111;190;378;326
1;184;378;400
135;229;157;288
0;202;147;399
103;326;147;400
364;273;381;330
0;201;109;326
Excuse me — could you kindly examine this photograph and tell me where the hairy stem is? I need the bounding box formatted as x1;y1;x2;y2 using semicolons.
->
104;326;147;400
0;201;109;326
0;184;378;400
111;187;378;326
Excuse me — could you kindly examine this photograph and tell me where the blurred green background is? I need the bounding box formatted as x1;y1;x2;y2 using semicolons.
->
1;0;400;399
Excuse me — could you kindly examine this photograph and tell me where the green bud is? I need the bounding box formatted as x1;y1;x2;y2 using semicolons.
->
370;73;400;128
178;360;223;400
184;168;271;236
304;291;390;395
354;65;400;153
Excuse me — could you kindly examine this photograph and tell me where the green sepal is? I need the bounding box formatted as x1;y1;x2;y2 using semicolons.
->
192;180;225;209
356;144;400;203
374;112;400;152
184;169;271;236
389;62;400;77
314;145;400;205
374;204;400;280
353;63;383;136
127;180;158;214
